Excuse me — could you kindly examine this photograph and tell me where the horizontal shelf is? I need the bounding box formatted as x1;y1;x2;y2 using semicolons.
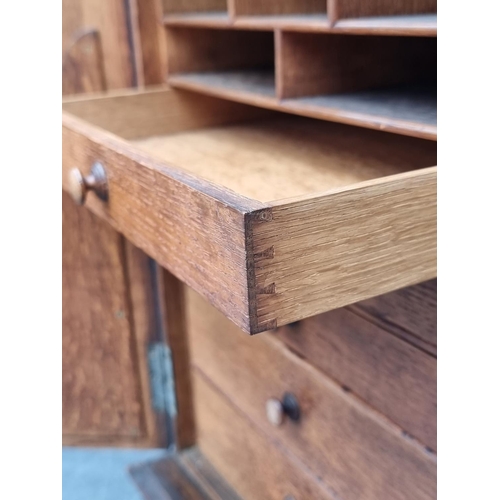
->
168;73;437;140
285;84;437;132
164;13;437;36
170;70;276;98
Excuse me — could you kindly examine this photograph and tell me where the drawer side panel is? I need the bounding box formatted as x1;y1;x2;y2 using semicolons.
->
250;167;437;331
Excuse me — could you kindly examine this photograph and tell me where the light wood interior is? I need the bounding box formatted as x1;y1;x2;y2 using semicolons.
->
132;115;436;203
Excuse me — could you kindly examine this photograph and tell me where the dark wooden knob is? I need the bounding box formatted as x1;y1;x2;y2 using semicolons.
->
68;162;108;205
266;392;300;427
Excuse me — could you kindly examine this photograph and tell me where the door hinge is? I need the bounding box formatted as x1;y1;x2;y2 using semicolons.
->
148;342;177;419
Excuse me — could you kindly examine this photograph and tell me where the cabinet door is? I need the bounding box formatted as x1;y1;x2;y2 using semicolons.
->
62;0;167;447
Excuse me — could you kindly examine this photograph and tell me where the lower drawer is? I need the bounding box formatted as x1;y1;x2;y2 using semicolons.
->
275;302;437;450
186;288;437;500
193;371;335;500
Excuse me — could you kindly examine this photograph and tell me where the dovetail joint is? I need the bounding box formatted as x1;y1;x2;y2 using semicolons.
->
249;208;273;222
254;246;275;261
256;283;276;295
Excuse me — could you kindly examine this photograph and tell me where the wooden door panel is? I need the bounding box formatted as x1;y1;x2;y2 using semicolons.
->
63;0;166;446
62;0;134;93
62;192;144;440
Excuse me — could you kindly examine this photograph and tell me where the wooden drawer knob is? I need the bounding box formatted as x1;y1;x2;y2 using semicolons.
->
68;162;108;205
266;393;300;427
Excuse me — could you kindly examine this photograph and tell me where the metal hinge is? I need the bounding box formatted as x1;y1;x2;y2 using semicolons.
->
148;342;177;419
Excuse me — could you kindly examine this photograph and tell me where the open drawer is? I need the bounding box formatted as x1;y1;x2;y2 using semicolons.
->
62;86;436;334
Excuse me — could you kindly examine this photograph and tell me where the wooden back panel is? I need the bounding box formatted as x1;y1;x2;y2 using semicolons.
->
277;32;436;99
166;27;275;75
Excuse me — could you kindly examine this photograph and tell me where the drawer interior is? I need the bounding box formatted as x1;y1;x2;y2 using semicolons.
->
64;88;436;204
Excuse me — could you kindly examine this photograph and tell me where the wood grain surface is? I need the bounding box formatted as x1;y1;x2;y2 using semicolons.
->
332;14;437;36
62;86;271;140
163;7;436;140
186;288;437;500
250;167;437;331
62;29;106;95
163;11;437;37
62;0;135;92
124;243;172;447
275;307;437;450
351;279;437;355
134;0;169;86
63;88;436;333
331;0;436;21
132;115;435;202
160;271;196;449
276;32;436;99
169;74;437;140
63;0;169;447
166;27;274;75
163;0;227;14
62;192;144;441
62;108;262;333
232;0;326;16
193;372;337;500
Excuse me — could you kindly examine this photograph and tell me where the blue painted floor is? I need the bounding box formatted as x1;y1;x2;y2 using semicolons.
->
62;447;168;500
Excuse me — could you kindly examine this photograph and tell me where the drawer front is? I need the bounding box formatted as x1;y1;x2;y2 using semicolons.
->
62;90;267;333
351;279;437;354
186;288;437;500
63;88;436;334
275;302;437;450
193;371;336;500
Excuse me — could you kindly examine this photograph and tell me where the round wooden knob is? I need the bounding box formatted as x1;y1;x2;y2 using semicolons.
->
68;162;108;205
266;398;284;426
266;393;300;427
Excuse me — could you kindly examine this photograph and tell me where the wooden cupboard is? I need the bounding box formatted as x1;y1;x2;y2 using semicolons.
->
62;0;437;497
